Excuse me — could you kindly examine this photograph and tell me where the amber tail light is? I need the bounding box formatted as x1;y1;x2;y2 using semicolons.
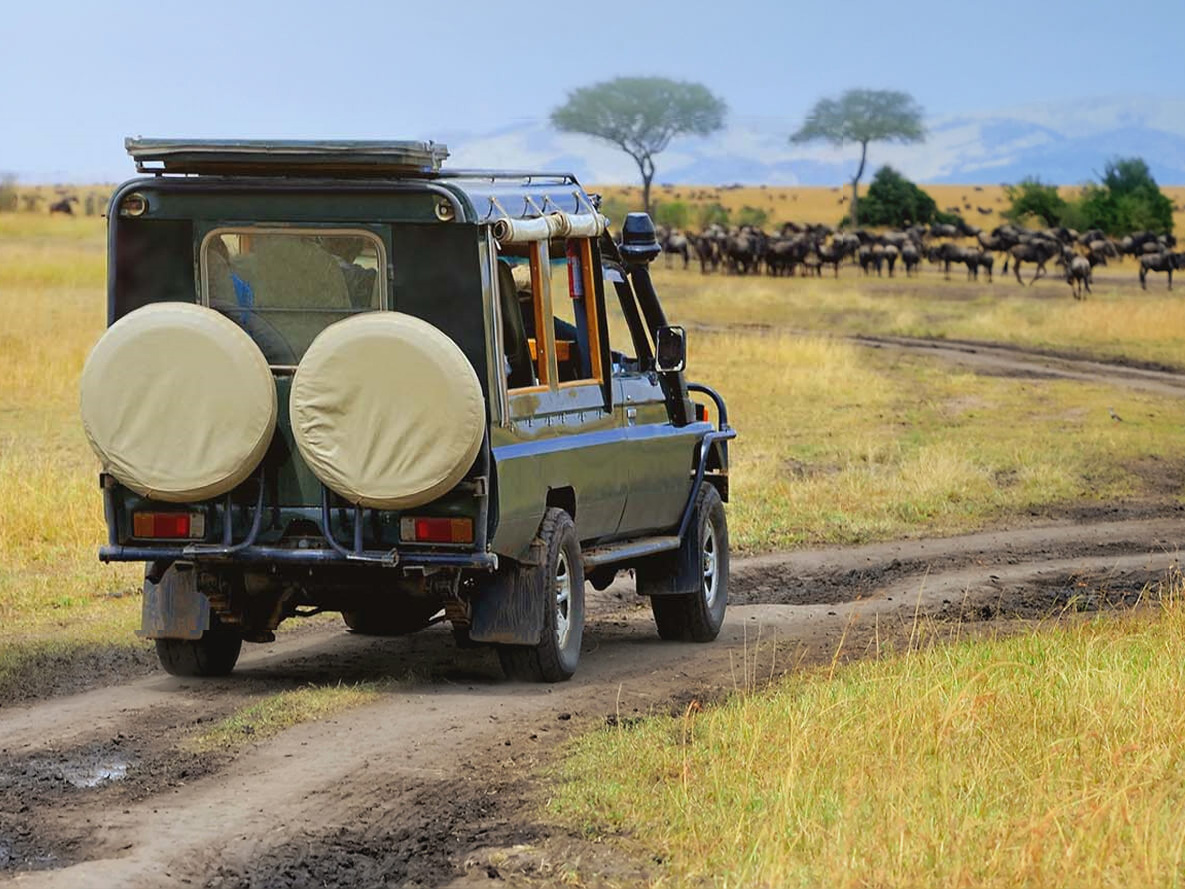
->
132;511;205;539
399;517;474;544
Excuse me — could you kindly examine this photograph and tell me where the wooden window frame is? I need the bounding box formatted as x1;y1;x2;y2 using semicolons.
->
556;237;604;389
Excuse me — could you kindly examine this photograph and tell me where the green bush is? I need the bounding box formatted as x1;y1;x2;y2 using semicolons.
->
1074;159;1173;235
652;200;690;229
0;174;17;213
1004;159;1173;235
695;202;730;228
735;205;769;228
856;166;939;227
1003;178;1067;227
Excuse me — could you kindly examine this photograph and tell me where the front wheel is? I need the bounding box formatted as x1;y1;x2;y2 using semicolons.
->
497;508;585;682
644;484;729;642
155;614;243;677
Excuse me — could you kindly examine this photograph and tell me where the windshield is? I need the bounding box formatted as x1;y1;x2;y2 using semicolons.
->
202;229;385;366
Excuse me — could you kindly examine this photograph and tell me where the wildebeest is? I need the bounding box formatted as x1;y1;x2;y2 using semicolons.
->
858;244;882;276
1139;252;1183;290
657;226;691;270
1065;255;1092;299
900;243;920;277
49;195;78;215
927;243;979;280
1009;239;1061;285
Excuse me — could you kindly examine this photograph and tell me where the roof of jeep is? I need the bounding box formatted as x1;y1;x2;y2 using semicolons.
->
127;138;451;176
123;138;598;224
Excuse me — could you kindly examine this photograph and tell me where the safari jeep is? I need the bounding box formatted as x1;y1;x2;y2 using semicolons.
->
81;138;735;682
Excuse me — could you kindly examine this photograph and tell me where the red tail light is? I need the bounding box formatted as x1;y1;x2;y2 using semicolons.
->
400;516;474;544
132;511;205;539
695;402;708;423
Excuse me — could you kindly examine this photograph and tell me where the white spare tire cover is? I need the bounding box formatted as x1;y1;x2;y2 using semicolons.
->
290;313;484;510
80;302;278;502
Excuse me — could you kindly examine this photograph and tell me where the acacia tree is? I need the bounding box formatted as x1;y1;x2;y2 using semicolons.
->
551;77;727;216
791;89;924;226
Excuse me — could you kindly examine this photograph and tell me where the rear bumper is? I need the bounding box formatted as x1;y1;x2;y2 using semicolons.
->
99;543;497;570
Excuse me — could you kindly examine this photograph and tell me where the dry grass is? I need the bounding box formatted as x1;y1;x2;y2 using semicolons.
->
689;330;1185;551
552;578;1185;888
654;265;1185;371
0;216;144;679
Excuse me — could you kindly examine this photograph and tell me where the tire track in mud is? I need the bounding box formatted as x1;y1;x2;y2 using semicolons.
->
3;514;1184;888
850;333;1185;396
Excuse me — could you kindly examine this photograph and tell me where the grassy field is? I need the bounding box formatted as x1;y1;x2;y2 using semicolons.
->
594;182;1185;233
652;264;1185;371
3;199;1182;885
553;579;1185;888
0;214;144;694
2;211;1185;686
691;329;1185;552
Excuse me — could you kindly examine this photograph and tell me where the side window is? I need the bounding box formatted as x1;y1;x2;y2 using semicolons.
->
547;238;603;386
499;238;607;394
496;252;546;391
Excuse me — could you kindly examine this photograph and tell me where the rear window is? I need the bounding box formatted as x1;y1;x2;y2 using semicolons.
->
201;229;385;366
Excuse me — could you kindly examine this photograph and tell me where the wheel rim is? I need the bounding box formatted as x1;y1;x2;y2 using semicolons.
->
703;518;719;608
554;550;572;648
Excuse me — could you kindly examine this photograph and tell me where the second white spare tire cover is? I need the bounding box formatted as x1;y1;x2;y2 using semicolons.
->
80;302;277;502
290;313;484;509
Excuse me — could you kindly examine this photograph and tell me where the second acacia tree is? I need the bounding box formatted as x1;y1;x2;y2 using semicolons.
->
791;89;925;227
552;77;727;217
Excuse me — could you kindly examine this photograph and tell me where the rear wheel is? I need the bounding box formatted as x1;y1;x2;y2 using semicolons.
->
497;508;585;682
155;614;243;677
645;484;729;642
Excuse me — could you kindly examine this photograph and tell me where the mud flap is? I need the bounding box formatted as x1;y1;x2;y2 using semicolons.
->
467;558;544;646
636;540;700;596
138;563;211;640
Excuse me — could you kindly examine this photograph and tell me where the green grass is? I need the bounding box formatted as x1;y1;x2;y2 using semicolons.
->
186;682;383;752
551;583;1185;888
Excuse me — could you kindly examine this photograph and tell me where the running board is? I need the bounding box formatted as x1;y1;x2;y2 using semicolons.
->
582;536;680;569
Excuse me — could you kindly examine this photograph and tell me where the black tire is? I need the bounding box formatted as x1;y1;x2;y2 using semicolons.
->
645;484;728;642
155;614;243;677
497;508;585;682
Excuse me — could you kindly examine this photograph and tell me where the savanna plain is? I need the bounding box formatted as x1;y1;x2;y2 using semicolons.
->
3;195;1185;887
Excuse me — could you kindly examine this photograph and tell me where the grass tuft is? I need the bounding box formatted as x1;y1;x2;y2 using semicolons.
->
187;682;383;752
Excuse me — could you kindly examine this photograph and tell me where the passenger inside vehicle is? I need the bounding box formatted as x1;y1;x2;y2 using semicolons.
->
497;258;586;386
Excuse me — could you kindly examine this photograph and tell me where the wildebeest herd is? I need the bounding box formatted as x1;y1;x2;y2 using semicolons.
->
658;222;1182;296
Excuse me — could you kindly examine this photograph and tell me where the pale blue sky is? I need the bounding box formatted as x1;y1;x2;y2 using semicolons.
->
3;0;1181;181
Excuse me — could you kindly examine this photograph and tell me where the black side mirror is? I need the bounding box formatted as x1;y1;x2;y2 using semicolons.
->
655;325;686;373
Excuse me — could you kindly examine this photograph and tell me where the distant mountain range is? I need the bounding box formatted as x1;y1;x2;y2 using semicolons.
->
441;96;1185;187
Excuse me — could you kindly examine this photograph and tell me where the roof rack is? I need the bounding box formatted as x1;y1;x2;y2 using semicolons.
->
125;138;449;177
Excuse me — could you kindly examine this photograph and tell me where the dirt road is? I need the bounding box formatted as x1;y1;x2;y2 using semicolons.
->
3;512;1182;888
